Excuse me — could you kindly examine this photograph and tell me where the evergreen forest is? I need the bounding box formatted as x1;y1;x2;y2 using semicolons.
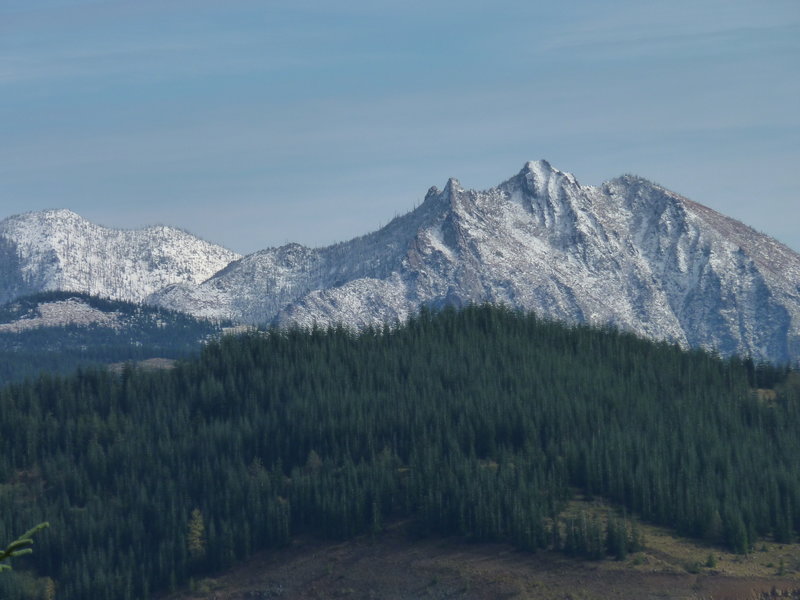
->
0;292;227;386
0;304;798;599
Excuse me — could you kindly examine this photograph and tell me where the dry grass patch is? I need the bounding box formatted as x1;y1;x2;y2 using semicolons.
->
563;494;800;581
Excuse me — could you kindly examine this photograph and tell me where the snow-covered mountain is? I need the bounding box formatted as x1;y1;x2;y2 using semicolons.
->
3;162;799;363
0;209;240;304
151;161;800;363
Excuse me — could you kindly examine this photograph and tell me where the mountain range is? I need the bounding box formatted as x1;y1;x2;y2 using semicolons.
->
2;160;799;363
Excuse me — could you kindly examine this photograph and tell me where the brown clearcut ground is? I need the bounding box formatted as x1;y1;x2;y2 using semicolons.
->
161;514;800;600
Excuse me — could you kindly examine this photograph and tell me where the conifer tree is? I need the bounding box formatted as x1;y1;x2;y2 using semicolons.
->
187;509;206;561
0;523;49;572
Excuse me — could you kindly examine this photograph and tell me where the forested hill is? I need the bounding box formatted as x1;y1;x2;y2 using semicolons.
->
0;291;229;385
0;305;798;599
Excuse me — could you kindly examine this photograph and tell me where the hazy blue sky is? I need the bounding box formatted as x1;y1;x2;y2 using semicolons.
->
1;0;798;254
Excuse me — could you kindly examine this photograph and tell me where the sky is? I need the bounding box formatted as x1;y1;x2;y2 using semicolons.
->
1;0;798;255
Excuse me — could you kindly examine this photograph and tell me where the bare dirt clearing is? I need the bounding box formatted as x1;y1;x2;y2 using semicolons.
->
162;519;800;600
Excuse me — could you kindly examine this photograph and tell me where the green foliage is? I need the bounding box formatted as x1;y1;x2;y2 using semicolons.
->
0;523;49;572
0;304;797;598
187;509;206;562
684;560;702;574
605;514;629;560
628;519;644;553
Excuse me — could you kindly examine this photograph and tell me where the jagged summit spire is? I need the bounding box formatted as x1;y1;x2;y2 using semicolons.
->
515;159;580;194
522;159;553;173
517;159;559;197
443;177;461;195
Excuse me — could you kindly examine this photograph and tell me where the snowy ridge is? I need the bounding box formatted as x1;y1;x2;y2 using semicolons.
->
0;209;240;304
3;162;799;363
0;297;122;333
151;161;800;363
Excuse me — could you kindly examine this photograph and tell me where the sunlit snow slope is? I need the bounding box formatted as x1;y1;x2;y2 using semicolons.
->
0;209;240;304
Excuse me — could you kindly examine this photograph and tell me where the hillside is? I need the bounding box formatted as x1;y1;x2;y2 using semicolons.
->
162;516;800;600
0;305;798;599
0;291;229;385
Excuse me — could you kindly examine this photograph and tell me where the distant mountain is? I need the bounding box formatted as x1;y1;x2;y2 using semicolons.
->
151;161;800;363
3;163;799;363
0;291;232;384
0;209;240;305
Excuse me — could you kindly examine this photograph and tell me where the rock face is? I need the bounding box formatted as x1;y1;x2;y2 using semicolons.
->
0;209;240;305
150;161;800;364
3;163;799;363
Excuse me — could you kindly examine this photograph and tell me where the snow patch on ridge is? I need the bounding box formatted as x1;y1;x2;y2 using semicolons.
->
0;298;121;332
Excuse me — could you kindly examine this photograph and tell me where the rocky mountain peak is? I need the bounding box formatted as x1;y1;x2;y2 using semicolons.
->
443;177;462;198
152;160;799;362
3;161;799;363
514;159;579;197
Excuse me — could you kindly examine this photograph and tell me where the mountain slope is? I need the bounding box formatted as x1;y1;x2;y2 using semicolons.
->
151;161;800;363
0;291;232;384
0;209;240;304
2;304;799;598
